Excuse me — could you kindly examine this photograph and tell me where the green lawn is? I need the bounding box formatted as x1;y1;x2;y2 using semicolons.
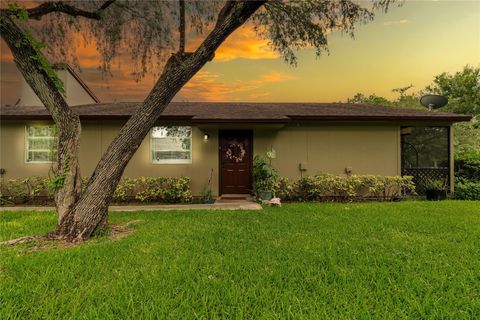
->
1;201;479;319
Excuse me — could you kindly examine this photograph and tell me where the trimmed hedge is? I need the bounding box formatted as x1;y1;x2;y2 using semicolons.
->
0;177;54;204
113;177;192;203
275;174;416;202
0;176;192;204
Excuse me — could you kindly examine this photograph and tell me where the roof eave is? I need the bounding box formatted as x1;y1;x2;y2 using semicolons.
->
288;115;472;123
1;110;472;123
0;115;194;121
191;118;290;124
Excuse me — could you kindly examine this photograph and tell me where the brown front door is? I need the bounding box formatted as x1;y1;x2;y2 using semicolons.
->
219;130;253;195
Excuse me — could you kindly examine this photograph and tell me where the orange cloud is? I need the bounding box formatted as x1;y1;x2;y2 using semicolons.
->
249;92;271;99
259;71;295;83
1;20;284;104
184;23;279;62
214;24;279;62
77;66;158;102
72;35;102;69
178;70;294;102
179;71;257;101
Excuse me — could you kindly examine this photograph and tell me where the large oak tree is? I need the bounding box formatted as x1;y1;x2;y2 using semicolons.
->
1;0;393;241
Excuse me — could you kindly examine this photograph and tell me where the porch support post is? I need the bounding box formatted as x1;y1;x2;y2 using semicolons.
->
397;126;402;176
449;124;455;193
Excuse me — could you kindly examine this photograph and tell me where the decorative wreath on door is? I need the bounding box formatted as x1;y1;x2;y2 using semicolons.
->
225;142;246;163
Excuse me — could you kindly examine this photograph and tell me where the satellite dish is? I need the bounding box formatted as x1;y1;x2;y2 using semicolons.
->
420;95;448;111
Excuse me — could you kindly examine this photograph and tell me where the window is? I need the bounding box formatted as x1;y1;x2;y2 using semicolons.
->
25;125;57;163
151;126;192;163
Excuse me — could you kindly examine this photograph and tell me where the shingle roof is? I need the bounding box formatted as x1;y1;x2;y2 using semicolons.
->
0;102;471;123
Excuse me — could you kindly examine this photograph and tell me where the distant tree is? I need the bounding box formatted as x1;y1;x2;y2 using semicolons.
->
347;93;391;105
348;67;480;115
347;85;422;109
346;65;480;156
1;0;395;241
426;66;480;117
428;66;480;156
454;121;480;157
391;84;414;97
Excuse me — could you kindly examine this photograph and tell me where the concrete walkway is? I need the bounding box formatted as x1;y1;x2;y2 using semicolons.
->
0;200;262;212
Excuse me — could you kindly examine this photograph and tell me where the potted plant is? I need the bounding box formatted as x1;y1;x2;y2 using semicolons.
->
200;187;215;204
253;154;278;201
256;180;274;201
424;178;448;201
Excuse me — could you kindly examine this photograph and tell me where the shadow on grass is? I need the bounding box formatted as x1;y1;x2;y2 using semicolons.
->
1;219;143;253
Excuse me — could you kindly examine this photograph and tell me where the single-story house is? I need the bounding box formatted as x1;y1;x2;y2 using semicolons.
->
0;65;471;196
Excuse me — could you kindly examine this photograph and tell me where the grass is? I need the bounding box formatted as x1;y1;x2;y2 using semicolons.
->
1;201;479;319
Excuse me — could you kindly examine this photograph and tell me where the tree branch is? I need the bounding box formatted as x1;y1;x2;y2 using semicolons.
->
23;0;116;20
62;0;267;239
178;0;185;54
99;0;116;11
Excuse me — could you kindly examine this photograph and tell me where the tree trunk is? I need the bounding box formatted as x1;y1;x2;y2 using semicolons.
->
2;1;265;241
1;12;82;223
54;0;266;240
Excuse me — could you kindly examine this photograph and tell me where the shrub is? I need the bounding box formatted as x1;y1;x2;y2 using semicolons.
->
1;176;193;204
454;182;480;200
365;175;416;200
274;174;416;202
161;177;192;203
128;177;192;203
0;176;53;204
4;178;30;203
455;150;480;183
30;176;52;197
113;177;137;201
253;155;278;196
274;177;294;200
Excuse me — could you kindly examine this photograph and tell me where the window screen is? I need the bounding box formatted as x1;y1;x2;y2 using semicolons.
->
25;125;57;163
151;126;192;163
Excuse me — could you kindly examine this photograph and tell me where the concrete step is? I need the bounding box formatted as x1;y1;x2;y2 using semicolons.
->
217;194;254;202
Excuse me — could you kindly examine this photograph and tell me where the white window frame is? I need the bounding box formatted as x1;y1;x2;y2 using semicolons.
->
150;126;192;164
25;125;57;164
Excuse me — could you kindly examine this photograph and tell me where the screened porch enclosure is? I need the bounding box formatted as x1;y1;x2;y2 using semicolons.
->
401;126;450;194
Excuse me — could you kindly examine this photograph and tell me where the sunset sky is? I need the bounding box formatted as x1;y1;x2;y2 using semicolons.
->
1;0;479;106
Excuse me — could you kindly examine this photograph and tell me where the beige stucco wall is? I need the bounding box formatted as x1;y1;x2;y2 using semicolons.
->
18;70;97;106
0;121;401;196
0;120;56;178
0;120;219;195
254;124;401;179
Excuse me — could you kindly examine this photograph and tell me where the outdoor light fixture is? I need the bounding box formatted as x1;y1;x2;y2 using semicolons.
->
203;133;210;141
